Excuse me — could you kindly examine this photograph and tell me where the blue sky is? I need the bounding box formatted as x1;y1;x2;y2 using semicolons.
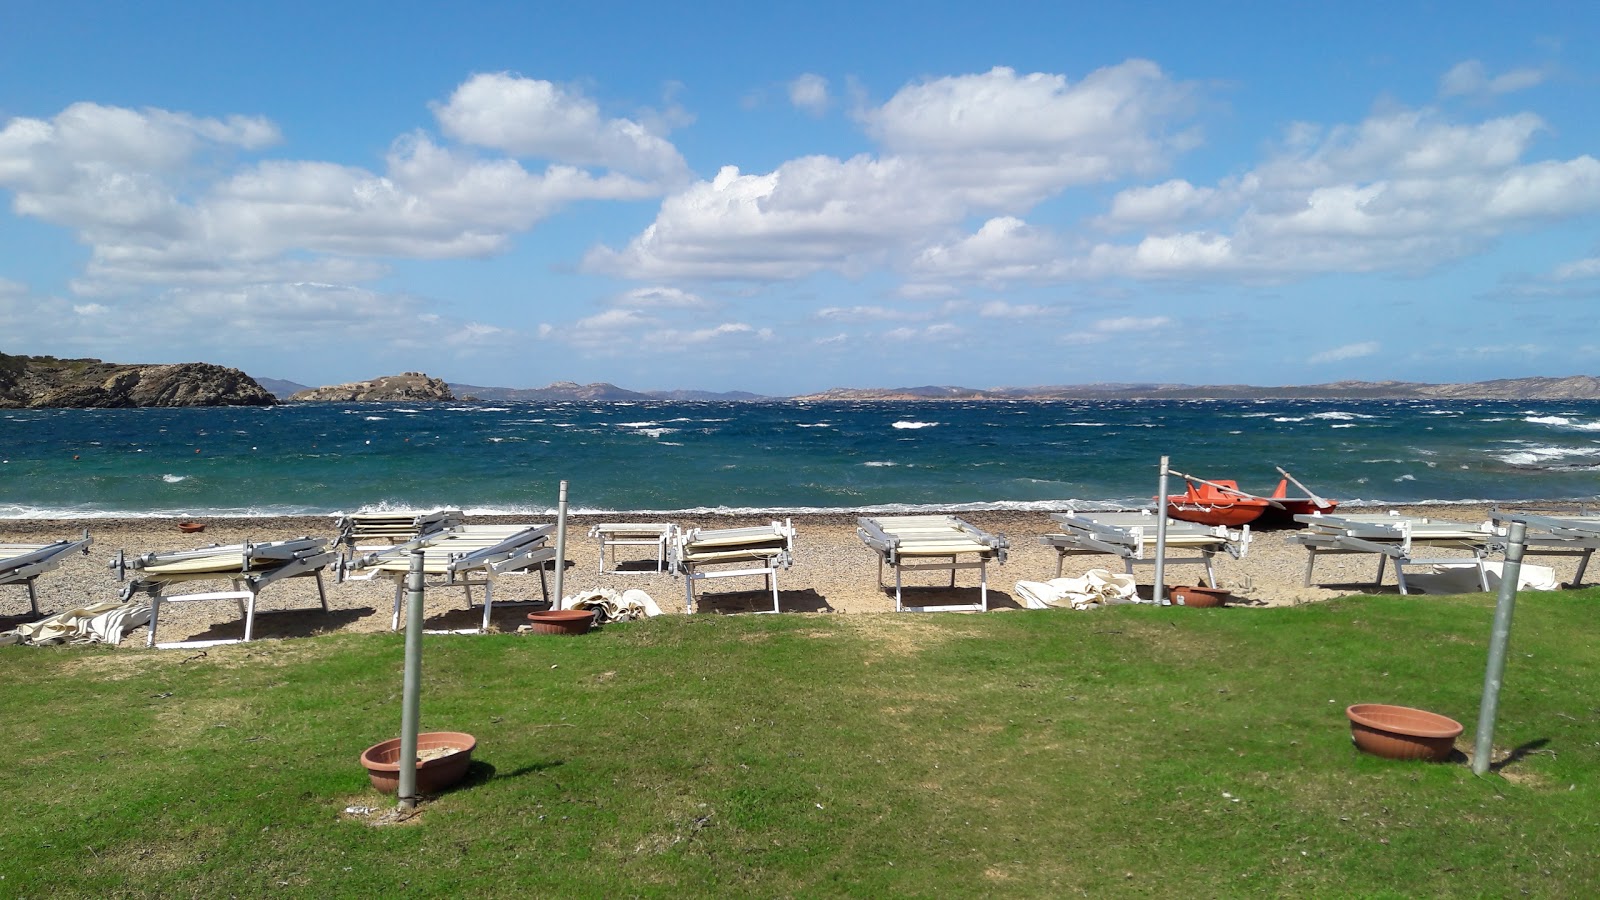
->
2;1;1597;395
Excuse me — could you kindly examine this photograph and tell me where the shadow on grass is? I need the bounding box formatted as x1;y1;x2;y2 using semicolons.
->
180;607;373;643
1489;737;1552;772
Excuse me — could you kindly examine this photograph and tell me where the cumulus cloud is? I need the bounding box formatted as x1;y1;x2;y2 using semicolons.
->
1440;60;1547;99
432;72;688;180
1082;106;1600;279
789;74;830;116
1309;341;1380;364
1550;256;1600;281
587;60;1199;281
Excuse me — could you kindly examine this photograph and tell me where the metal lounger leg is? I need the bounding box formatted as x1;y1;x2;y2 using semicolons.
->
979;560;988;612
684;568;696;614
949;556;957;588
895;565;904;613
1575;549;1593;587
242;587;259;642
391;580;404;631
146;595;162;648
1303;550;1317;587
1395;562;1410;595
770;568;780;613
480;577;494;632
1375;555;1387;586
1056;550;1066;579
27;580;39;617
1203;552;1218;589
1476;558;1490;592
315;571;329;611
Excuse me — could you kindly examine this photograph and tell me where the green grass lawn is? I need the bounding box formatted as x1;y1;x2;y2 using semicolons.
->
4;591;1598;897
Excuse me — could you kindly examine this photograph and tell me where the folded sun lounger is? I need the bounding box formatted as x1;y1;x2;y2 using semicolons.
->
334;509;464;563
1491;511;1600;587
1;531;93;618
113;536;336;647
670;520;795;613
1293;512;1502;595
857;515;1008;612
1040;510;1249;589
343;523;559;631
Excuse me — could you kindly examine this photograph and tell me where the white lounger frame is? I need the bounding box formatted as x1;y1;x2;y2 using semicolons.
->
1494;511;1600;587
1293;512;1500;595
1;531;93;618
589;522;675;574
344;524;558;632
857;515;1008;612
1041;510;1248;589
670;520;795;614
115;537;335;648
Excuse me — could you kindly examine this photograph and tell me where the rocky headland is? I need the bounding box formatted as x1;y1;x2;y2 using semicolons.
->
0;354;275;408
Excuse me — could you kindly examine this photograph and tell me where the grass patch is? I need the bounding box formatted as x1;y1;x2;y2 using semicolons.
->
4;592;1599;896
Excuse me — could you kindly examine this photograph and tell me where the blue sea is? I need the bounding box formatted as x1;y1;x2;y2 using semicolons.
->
2;399;1598;518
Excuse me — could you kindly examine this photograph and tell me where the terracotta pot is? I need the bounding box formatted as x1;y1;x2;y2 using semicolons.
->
526;608;597;635
1346;704;1463;762
360;731;477;794
177;522;206;534
1170;585;1230;608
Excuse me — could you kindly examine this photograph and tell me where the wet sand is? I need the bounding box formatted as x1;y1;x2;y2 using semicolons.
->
2;502;1590;647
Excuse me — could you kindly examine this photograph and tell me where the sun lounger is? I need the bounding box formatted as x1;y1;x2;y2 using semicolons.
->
1;531;93;618
857;515;1009;612
1492;511;1600;587
670;520;795;613
588;523;675;574
334;509;464;564
343;523;558;631
113;537;336;647
1293;512;1501;594
1040;510;1248;589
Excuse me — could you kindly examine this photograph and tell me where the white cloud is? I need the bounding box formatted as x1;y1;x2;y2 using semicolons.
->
789;74;830;116
817;305;921;322
588;60;1199;281
912;216;1068;282
1550;256;1600;281
1309;341;1380;364
432;72;688;180
1440;60;1547;99
610;286;715;310
978;300;1056;319
883;322;961;342
1060;314;1174;345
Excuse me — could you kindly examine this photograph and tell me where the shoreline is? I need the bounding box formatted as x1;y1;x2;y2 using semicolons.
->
3;501;1591;648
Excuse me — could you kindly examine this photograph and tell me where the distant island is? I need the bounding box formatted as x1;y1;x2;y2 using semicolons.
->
289;372;455;402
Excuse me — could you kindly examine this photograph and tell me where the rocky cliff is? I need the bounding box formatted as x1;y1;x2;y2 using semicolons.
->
289;372;455;402
0;354;276;408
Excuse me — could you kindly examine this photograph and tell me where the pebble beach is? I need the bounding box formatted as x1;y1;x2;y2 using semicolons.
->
3;501;1590;649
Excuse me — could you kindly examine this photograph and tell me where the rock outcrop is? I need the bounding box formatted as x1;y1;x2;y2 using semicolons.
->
0;354;277;408
289;372;455;402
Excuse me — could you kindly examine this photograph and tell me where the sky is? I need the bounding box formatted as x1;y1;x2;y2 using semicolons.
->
2;1;1598;396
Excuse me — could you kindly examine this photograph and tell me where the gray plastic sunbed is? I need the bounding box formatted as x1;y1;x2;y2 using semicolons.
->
857;515;1008;612
1040;510;1248;588
2;531;93;618
343;523;558;632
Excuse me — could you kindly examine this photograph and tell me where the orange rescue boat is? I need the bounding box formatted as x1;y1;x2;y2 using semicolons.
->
1165;479;1271;527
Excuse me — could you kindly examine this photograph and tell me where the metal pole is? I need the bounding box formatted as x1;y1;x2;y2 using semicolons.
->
552;480;570;610
398;548;425;809
1153;456;1170;605
1473;521;1526;776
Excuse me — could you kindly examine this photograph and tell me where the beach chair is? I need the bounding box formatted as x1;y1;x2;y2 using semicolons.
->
1040;510;1249;589
334;509;464;576
670;520;795;613
588;522;675;574
1492;511;1600;587
113;537;336;647
1;531;93;618
343;523;558;631
857;515;1008;612
1292;512;1501;594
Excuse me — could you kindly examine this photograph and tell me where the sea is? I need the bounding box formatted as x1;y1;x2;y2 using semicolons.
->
2;398;1598;518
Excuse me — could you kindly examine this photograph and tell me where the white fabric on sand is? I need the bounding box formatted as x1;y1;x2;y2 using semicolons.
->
1014;569;1139;610
0;599;152;646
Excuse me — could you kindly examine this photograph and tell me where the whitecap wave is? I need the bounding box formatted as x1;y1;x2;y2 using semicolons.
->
162;474;188;483
892;421;939;429
863;461;897;467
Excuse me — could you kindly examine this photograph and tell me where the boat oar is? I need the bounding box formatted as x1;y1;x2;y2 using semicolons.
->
1167;468;1287;510
1275;465;1333;510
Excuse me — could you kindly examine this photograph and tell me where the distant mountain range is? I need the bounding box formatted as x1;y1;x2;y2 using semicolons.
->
256;373;1600;404
790;376;1600;401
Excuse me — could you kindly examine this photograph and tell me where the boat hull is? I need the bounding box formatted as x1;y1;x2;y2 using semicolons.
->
1166;498;1268;527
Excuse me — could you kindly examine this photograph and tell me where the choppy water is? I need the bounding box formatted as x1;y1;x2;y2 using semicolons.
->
2;399;1598;517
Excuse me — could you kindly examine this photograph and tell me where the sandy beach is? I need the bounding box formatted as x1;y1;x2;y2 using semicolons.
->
2;502;1591;648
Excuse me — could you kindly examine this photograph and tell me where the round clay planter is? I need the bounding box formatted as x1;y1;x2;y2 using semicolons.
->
526;608;597;635
1170;585;1230;608
177;522;206;534
1346;704;1463;762
360;731;477;794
